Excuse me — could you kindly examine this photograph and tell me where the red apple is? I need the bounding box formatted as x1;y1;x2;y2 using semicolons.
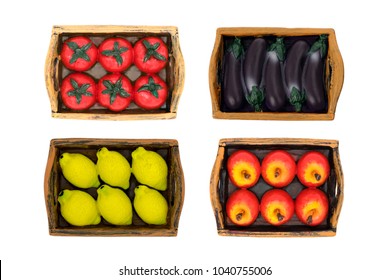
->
227;150;261;188
226;189;259;226
295;188;329;226
261;150;296;188
260;189;294;226
297;151;330;188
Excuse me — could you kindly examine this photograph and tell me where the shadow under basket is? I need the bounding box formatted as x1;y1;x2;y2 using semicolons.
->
44;138;185;236
210;138;344;237
45;25;185;120
209;27;344;120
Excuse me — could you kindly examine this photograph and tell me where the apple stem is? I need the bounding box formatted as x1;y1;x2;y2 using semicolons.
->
306;209;316;225
314;173;321;181
274;168;281;178
242;170;251;180
274;209;284;222
236;211;244;221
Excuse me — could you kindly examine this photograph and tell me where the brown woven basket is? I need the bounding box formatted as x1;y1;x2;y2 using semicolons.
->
44;138;185;236
45;25;185;120
210;138;343;237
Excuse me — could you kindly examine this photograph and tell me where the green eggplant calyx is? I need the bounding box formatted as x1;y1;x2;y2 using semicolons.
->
289;87;306;112
246;86;265;112
269;37;286;62
309;34;328;58
227;37;244;60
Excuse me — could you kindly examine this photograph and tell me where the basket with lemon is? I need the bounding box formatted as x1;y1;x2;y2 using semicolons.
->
44;138;184;236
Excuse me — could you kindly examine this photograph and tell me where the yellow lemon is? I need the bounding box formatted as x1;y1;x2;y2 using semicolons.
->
59;153;100;189
131;147;168;191
134;185;168;225
96;147;131;190
58;189;101;226
96;185;132;226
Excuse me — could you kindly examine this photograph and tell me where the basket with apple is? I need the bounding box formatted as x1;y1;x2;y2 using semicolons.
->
210;138;343;237
45;25;185;120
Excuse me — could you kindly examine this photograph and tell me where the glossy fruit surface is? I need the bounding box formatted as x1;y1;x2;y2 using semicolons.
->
98;37;133;72
58;189;101;226
97;73;133;112
261;150;296;188
59;152;100;189
134;185;168;225
297;151;330;188
295;188;329;226
134;75;168;110
227;150;261;188
60;73;97;110
260;189;294;226
226;189;259;226
97;185;132;226
133;37;168;74
96;147;131;190
131;147;168;191
61;36;98;71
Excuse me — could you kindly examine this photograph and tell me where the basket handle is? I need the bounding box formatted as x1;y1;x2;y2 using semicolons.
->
210;145;226;231
169;31;185;115
327;30;344;117
169;146;185;231
330;147;344;231
44;32;60;113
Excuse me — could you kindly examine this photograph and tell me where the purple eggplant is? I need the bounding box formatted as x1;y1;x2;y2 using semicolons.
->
302;35;328;112
263;38;287;112
222;37;245;111
243;38;267;111
284;40;310;112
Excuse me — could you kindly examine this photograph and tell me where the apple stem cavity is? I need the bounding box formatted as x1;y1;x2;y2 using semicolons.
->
314;173;322;181
236;210;245;221
274;168;281;178
242;170;251;180
274;209;284;222
306;209;316;225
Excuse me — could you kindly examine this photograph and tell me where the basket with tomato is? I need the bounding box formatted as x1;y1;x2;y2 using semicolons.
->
45;26;184;120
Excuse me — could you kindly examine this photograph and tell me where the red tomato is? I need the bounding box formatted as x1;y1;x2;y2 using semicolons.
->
98;37;134;72
133;37;168;74
60;36;98;71
97;73;133;112
60;73;97;110
134;74;168;110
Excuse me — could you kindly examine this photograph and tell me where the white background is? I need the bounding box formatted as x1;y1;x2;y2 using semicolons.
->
1;0;389;279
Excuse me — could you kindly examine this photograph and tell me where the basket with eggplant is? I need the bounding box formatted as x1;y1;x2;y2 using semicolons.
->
209;28;344;120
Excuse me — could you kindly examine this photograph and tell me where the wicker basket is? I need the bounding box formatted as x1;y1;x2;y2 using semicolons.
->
44;138;185;236
210;138;343;237
45;25;185;120
209;28;344;120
